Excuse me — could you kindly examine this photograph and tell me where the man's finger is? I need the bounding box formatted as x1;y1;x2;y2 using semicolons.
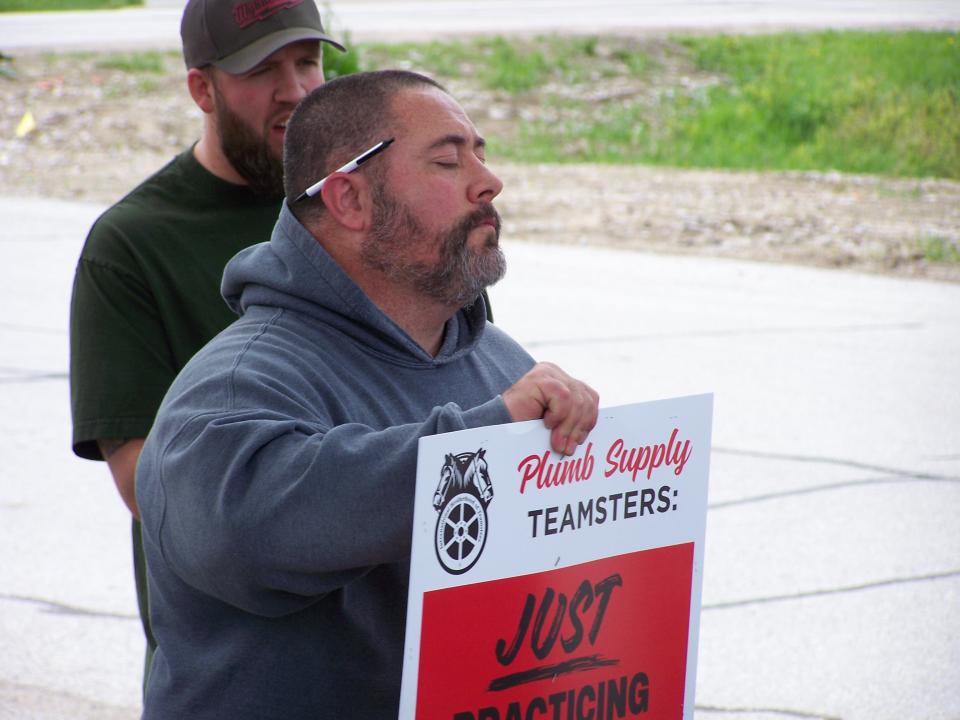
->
502;362;599;455
546;381;598;455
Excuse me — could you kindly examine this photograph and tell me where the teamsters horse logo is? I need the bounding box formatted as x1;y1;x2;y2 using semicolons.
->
432;449;494;575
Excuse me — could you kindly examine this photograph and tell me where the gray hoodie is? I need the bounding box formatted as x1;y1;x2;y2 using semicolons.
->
136;204;535;719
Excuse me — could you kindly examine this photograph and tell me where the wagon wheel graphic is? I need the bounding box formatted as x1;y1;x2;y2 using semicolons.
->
435;490;488;575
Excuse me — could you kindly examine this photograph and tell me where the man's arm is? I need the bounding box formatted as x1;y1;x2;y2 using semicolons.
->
98;438;146;519
136;361;598;615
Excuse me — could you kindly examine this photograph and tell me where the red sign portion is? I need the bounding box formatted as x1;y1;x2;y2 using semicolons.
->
416;543;694;719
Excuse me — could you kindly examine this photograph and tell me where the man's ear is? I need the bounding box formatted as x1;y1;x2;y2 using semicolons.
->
187;68;216;114
319;174;372;232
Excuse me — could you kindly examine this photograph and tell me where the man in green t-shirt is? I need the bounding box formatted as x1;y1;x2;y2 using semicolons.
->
69;0;344;684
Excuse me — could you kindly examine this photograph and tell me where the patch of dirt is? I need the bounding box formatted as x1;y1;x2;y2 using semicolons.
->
1;46;958;282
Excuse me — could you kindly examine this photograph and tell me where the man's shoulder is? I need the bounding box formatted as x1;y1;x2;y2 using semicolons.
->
97;150;196;222
80;149;277;269
477;321;536;370
480;320;524;349
81;151;192;252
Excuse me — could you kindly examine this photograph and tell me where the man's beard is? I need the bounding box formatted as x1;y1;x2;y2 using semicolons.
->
214;97;285;200
362;187;506;308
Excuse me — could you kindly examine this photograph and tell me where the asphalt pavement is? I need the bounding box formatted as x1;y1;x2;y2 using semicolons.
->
1;193;958;719
1;0;958;50
1;2;959;719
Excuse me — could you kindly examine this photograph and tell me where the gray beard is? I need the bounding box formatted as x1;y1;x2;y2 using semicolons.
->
363;187;506;308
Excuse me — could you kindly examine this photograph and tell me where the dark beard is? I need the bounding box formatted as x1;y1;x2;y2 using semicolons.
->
214;98;285;200
363;187;506;307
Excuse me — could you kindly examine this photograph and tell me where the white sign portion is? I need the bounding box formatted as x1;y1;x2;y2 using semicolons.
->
401;394;713;720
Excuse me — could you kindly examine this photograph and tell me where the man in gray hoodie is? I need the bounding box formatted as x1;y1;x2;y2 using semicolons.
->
135;69;598;719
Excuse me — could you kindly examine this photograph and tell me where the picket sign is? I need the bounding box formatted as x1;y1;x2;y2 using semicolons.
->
401;394;713;720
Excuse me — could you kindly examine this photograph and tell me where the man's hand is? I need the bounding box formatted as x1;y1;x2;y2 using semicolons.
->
502;362;599;456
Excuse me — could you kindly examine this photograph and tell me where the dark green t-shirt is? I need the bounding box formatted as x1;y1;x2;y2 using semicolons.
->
70;149;282;460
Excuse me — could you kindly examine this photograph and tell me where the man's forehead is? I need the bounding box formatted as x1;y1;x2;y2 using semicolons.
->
391;88;483;150
425;133;487;152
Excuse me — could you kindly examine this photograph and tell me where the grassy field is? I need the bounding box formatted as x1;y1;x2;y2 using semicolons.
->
662;32;959;178
6;25;954;180
0;0;140;9
359;30;960;180
1;31;956;273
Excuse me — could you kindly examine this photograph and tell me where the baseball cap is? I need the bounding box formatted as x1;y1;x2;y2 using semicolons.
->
181;0;345;74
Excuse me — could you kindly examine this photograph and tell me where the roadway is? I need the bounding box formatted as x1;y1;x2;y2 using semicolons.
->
0;0;958;51
1;194;958;719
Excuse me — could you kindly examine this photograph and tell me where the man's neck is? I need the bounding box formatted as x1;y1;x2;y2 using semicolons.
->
193;135;246;186
311;226;455;357
382;298;452;357
351;273;454;356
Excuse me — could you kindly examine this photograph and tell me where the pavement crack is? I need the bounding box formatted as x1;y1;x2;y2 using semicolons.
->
0;321;66;335
522;321;922;349
714;446;957;482
0;593;138;621
0;366;68;384
695;704;841;720
708;475;959;509
703;569;960;611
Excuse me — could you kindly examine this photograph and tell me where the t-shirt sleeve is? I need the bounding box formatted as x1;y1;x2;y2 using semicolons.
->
69;223;178;460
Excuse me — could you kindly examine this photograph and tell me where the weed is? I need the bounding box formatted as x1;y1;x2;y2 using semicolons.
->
919;236;960;264
479;37;550;93
38;30;956;180
95;51;168;74
323;33;360;80
359;31;959;178
662;31;960;178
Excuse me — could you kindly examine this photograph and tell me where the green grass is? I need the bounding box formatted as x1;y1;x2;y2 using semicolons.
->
11;27;955;181
363;35;656;92
919;236;960;264
361;40;479;80
660;31;960;178
359;31;958;179
95;50;167;74
479;36;550;93
0;0;141;10
323;33;361;81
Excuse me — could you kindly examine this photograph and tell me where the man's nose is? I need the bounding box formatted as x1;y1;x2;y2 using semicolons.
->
274;64;309;104
468;159;503;205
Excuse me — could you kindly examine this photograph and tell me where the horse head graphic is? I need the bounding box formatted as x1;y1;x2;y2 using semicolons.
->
432;448;494;575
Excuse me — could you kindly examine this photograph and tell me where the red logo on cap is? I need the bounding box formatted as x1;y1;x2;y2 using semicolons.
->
233;0;304;29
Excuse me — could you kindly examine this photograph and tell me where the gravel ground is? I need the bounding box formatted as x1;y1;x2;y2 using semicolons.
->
2;48;958;282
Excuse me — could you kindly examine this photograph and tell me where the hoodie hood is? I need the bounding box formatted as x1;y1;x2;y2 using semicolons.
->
221;203;489;368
